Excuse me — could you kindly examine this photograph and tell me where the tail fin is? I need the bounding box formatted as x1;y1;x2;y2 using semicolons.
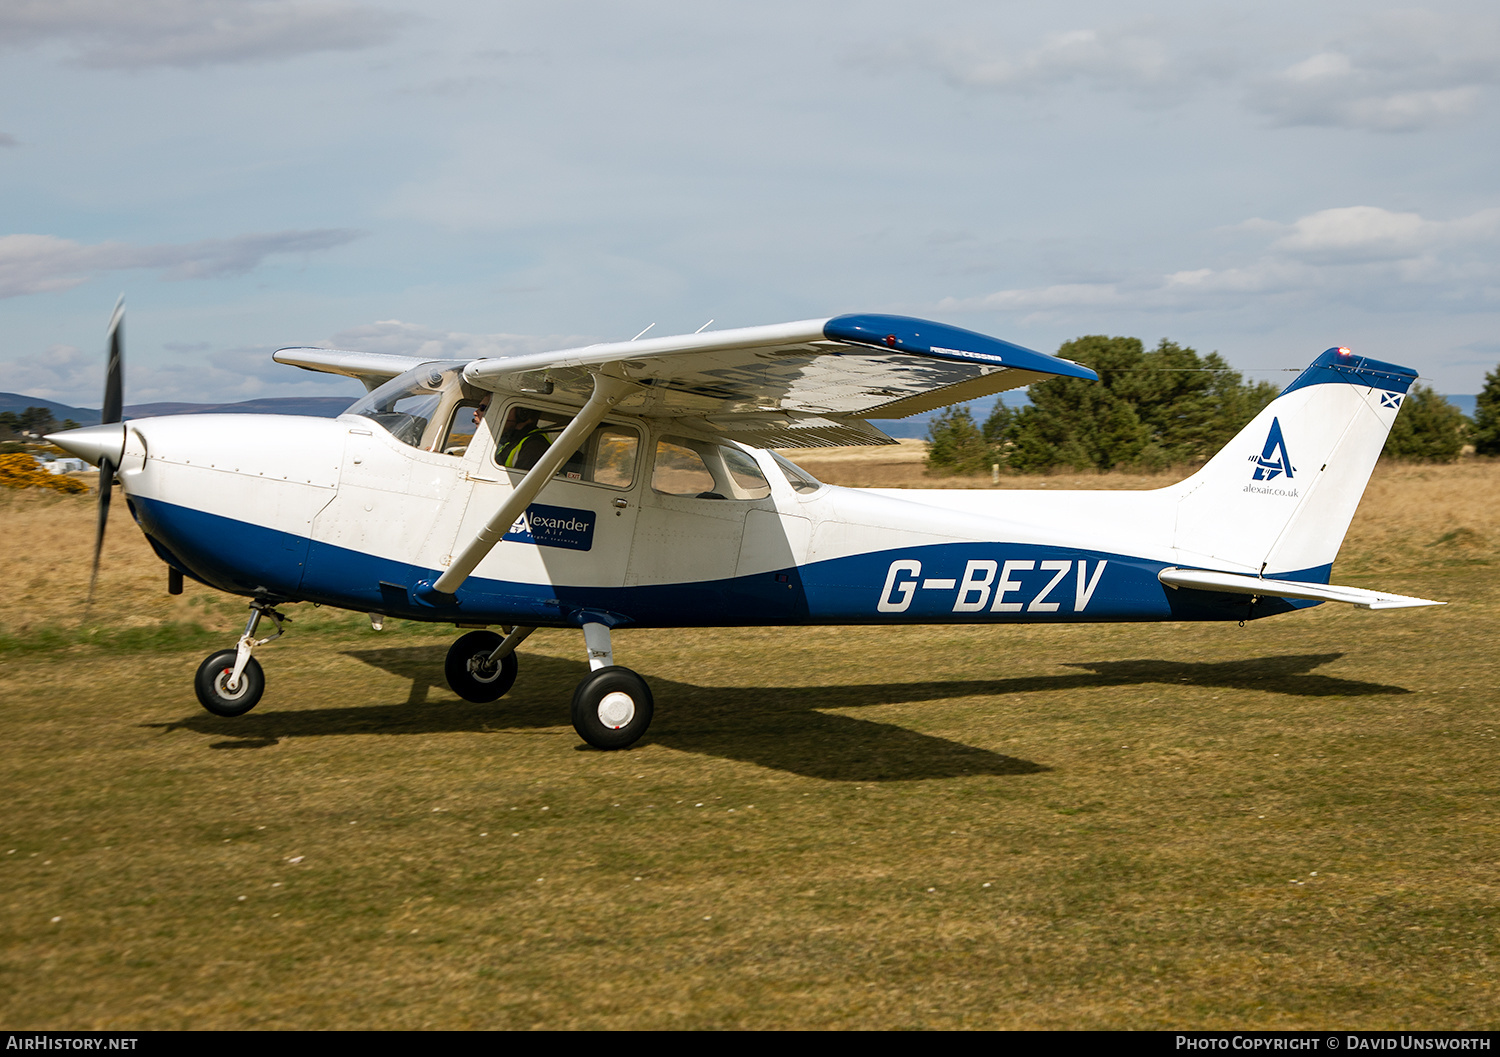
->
1169;348;1417;582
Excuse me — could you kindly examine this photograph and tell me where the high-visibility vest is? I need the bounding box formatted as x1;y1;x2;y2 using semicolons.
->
499;427;551;468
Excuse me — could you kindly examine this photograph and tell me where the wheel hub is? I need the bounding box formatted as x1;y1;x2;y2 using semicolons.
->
597;691;636;729
468;655;500;682
214;669;249;700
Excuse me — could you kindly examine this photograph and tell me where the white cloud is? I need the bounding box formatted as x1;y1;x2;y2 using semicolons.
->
0;344;103;404
908;10;1500;132
1267;205;1500;262
0;340;360;405
1249;11;1500;132
0;229;362;299
323;320;590;362
0;318;602;406
0;0;408;69
912;23;1206;103
940;282;1125;312
945;204;1500;319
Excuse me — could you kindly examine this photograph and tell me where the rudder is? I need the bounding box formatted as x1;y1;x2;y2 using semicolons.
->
1169;348;1417;581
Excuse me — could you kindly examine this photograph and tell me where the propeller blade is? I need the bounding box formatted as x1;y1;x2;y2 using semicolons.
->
87;456;114;607
102;297;124;425
87;299;124;609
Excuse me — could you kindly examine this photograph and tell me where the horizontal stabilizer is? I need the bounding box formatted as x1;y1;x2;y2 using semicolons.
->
1158;567;1445;610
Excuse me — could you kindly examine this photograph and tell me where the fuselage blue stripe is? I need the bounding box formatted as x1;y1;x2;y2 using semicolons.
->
129;495;1319;629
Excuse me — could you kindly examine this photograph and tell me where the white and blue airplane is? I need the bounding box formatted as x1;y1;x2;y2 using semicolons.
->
49;307;1442;749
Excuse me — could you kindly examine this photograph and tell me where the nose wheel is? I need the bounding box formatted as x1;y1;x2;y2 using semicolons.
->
195;651;265;717
194;599;285;717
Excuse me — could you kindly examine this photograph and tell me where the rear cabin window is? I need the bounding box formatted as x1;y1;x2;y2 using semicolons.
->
770;451;823;494
651;437;771;500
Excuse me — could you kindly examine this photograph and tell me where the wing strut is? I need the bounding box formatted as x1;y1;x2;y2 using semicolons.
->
414;371;639;606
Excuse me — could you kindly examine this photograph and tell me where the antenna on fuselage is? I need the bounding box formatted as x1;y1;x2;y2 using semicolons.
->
630;323;656;341
694;319;714;334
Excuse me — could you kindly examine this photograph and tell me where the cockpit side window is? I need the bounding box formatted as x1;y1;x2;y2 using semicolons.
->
437;395;488;456
345;362;480;454
492;402;640;488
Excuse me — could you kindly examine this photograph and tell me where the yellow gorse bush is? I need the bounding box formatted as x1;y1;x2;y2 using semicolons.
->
0;452;90;494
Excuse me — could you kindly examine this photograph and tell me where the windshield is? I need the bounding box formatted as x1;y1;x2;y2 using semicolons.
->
345;361;481;451
769;450;823;494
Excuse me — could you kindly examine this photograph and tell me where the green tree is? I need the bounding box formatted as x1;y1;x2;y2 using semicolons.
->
1473;365;1500;457
1381;385;1467;462
1003;335;1277;474
19;406;58;435
924;405;993;476
981;400;1014;445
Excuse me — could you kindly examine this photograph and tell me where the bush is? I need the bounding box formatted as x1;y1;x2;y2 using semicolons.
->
1382;385;1467;462
1474;365;1500;457
0;453;89;494
924;406;993;476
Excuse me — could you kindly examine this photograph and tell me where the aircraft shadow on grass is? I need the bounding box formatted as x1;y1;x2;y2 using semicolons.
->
155;649;1408;781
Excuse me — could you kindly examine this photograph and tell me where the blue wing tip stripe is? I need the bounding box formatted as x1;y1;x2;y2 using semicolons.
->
824;314;1099;382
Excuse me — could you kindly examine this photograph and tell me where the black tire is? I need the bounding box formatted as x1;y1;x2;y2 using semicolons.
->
444;630;519;703
571;666;653;750
195;650;265;717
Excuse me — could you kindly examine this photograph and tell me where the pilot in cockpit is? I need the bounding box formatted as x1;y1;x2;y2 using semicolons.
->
496;406;551;470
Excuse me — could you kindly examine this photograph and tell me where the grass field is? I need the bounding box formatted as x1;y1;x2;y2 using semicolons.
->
1;459;1496;1029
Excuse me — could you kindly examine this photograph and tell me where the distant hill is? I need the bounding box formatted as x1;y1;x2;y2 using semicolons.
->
0;392;100;424
121;397;356;420
0;392;355;425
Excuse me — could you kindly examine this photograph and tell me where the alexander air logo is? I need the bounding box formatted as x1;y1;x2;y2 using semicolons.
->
1249;417;1294;482
503;503;596;552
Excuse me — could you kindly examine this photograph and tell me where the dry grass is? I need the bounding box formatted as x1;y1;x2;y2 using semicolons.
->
785;439;1200;490
1;461;1497;1029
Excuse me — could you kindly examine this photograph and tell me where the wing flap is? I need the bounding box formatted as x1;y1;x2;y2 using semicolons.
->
1158;567;1445;610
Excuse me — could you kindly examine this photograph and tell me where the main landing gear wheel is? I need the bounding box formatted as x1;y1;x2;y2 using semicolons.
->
195;650;265;717
445;630;519;703
571;666;653;750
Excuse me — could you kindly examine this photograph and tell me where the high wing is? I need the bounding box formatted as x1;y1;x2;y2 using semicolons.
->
460;314;1098;448
272;348;432;392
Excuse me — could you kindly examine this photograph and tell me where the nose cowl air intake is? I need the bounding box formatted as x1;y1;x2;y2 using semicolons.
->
46;422;126;468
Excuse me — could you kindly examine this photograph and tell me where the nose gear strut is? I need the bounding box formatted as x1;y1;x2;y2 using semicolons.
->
194;599;290;717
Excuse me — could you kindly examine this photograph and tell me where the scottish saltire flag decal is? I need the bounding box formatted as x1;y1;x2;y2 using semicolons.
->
1381;391;1403;409
1251;417;1294;481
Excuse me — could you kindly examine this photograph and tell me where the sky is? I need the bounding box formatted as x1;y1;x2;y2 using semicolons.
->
1;0;1497;407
